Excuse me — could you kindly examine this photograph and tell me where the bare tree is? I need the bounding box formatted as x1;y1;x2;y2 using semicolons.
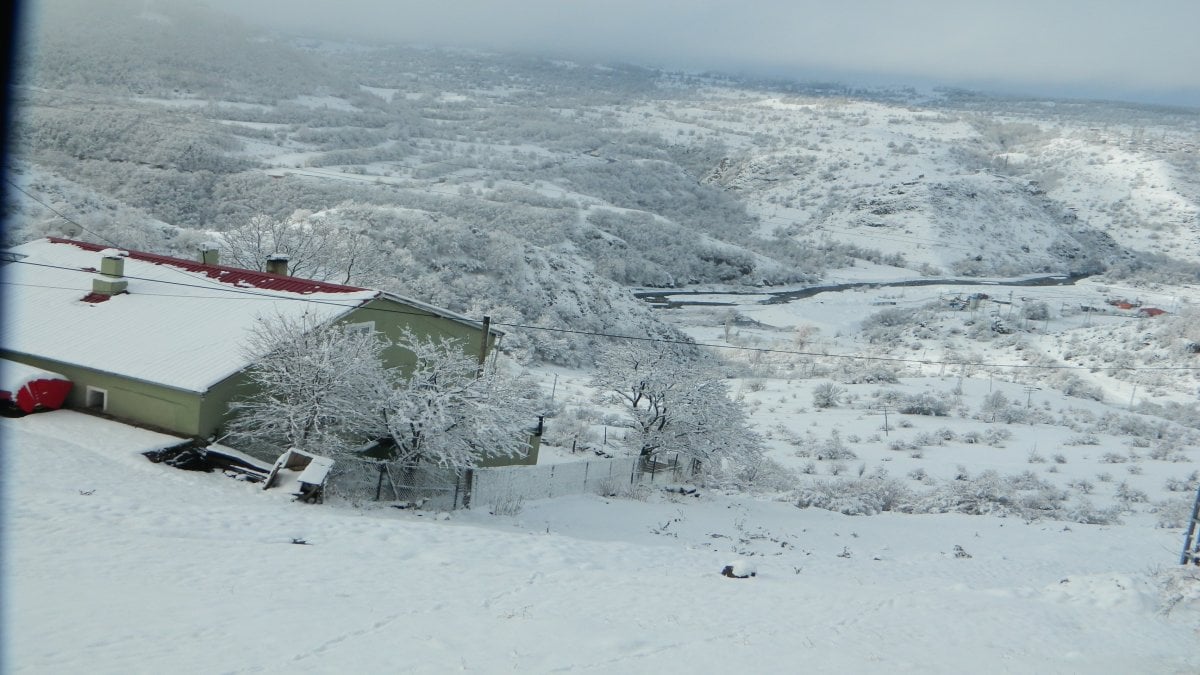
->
218;213;385;285
591;341;763;469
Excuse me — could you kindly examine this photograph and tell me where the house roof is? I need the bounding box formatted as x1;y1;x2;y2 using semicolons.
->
1;238;379;393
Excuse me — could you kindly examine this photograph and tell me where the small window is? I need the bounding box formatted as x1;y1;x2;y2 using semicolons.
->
345;321;375;336
85;386;108;411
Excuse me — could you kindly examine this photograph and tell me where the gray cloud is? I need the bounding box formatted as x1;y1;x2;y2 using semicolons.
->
207;0;1200;105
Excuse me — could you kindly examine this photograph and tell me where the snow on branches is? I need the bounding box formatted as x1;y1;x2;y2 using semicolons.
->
227;312;389;456
378;330;538;469
226;313;537;470
591;341;764;473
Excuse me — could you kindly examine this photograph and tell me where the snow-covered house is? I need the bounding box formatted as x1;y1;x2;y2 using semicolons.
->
0;237;500;440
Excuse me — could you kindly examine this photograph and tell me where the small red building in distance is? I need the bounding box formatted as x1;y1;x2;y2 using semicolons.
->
1138;307;1168;318
1;359;72;413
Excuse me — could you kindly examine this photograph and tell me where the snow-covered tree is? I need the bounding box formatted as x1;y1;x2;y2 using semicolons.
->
227;320;537;471
226;312;390;454
591;341;763;469
980;391;1010;423
373;330;539;470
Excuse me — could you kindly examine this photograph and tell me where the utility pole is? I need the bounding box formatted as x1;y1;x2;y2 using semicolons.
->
1024;385;1036;407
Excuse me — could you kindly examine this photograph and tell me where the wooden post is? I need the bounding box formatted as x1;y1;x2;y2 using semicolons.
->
1181;484;1200;565
461;468;474;509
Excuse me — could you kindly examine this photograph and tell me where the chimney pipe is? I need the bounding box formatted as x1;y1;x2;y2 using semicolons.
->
198;242;220;266
265;253;289;276
92;249;129;296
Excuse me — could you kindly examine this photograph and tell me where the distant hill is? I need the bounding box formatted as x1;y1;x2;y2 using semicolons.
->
9;2;1200;364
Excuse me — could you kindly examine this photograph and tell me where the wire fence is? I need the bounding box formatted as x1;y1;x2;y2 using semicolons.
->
326;454;690;511
327;459;465;510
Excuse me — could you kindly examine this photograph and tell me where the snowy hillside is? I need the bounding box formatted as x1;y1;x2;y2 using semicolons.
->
10;3;1200;357
7;411;1200;674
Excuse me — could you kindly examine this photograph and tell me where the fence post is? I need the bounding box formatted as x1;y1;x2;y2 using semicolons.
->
375;462;386;501
462;468;474;509
583;461;590;490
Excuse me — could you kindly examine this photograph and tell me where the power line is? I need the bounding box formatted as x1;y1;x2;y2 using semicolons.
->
8;257;1200;373
3;179;124;248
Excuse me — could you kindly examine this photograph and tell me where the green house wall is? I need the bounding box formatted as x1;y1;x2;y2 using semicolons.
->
342;297;497;372
1;350;202;437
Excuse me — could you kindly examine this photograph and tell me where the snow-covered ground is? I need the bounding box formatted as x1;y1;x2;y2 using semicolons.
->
5;411;1199;674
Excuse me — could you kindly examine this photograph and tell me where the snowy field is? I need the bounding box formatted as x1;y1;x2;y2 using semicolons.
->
5;411;1199;674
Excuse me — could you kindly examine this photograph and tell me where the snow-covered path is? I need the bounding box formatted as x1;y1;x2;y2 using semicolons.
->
5;412;1199;674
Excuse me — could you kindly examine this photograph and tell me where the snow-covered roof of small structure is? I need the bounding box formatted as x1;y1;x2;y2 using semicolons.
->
1;238;382;392
0;358;68;394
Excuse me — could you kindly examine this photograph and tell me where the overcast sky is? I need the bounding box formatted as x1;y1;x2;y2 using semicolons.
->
207;0;1200;106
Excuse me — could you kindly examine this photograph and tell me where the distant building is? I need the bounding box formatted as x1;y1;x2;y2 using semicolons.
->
1;238;504;446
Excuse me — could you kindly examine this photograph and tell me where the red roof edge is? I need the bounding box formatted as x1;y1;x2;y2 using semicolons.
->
47;237;370;295
80;292;114;304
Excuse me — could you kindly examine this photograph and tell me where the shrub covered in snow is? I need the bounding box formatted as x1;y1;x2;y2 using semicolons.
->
811;381;845;409
898;392;950;416
793;477;915;516
1153;497;1195;529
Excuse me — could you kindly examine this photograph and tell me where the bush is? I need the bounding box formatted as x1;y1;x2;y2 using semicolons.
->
812;382;845;409
1060;498;1123;525
818;431;857;460
1165;471;1200;492
1022;301;1050;321
793;477;915;516
716;453;799;493
843;364;899;384
898;392;950;416
1068;479;1094;494
1154;497;1194;528
1115;482;1149;504
984;428;1012;447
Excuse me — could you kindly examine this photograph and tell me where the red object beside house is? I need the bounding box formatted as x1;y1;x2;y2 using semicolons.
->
0;360;73;413
1138;307;1167;318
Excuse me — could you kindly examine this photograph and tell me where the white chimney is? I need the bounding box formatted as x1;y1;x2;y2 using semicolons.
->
92;249;129;296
